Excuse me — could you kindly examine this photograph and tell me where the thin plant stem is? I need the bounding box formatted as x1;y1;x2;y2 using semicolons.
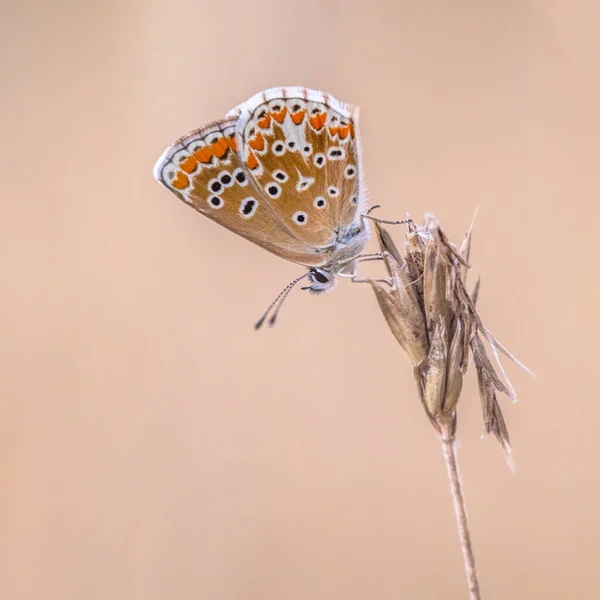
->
441;432;482;600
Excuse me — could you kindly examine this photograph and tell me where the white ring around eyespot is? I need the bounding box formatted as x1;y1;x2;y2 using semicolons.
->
272;169;289;183
232;167;249;187
292;211;308;225
327;146;345;161
314;197;326;209
314;153;326;168
296;176;315;193
344;164;357;179
272;141;286;156
218;170;235;187
328;186;340;197
239;197;259;219
208;177;224;195
208;196;224;209
265;181;282;199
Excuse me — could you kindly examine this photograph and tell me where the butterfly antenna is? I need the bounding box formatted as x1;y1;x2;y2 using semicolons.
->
254;272;311;330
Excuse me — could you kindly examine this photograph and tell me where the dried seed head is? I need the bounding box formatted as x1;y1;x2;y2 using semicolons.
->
370;214;530;454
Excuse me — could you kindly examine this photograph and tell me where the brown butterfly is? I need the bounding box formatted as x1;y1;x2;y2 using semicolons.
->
154;86;379;327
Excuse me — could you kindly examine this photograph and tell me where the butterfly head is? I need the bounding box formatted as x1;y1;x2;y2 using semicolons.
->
305;268;336;294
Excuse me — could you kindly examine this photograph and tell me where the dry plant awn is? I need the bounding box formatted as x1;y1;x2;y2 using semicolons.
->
368;214;532;600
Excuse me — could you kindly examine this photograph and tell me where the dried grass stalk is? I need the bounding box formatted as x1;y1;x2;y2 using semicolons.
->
368;214;531;600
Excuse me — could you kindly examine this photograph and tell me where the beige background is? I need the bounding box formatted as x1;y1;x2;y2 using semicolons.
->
2;1;600;598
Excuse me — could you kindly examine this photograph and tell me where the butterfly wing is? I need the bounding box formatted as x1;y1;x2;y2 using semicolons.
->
230;87;366;249
153;118;328;267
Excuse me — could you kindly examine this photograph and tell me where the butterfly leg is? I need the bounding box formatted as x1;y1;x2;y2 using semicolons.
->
350;275;394;287
338;252;393;286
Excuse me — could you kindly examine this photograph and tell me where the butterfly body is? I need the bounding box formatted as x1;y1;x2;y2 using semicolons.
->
154;86;370;299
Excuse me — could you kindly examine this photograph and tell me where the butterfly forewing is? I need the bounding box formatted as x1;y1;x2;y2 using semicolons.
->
234;87;365;249
153;118;327;267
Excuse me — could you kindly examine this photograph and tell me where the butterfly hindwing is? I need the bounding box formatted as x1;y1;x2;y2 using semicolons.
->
153;118;327;267
232;87;366;249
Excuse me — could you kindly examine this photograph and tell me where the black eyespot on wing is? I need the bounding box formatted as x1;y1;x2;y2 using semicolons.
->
220;174;232;185
209;196;223;208
293;211;307;225
292;104;301;112
235;171;246;183
242;199;255;214
275;143;284;152
210;181;222;193
266;182;282;198
288;141;295;148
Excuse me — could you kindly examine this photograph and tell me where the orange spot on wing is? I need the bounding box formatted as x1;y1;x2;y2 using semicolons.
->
338;125;350;139
211;138;229;158
179;155;197;173
228;137;238;152
171;171;189;190
309;112;326;130
291;109;306;125
272;107;287;123
329;126;339;136
246;151;259;170
193;147;213;163
248;132;265;151
257;113;271;128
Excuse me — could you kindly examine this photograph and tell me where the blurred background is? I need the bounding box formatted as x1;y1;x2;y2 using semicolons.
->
2;1;599;598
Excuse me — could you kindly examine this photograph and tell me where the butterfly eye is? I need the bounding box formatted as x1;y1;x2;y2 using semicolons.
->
272;170;289;183
218;171;234;187
208;178;223;194
265;182;282;199
311;269;330;284
302;143;312;156
272;142;285;156
208;196;224;209
327;186;340;197
314;153;326;168
292;211;308;225
314;197;326;209
239;197;259;219
327;147;345;160
344;165;356;179
233;168;248;186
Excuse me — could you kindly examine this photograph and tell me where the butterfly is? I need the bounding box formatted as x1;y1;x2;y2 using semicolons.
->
153;86;376;327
